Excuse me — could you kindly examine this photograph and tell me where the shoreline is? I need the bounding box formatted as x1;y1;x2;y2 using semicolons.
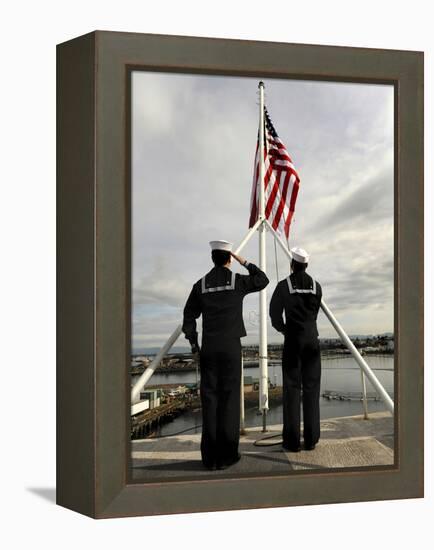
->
131;352;394;375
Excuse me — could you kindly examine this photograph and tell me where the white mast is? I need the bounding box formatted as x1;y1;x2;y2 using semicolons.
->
258;81;269;430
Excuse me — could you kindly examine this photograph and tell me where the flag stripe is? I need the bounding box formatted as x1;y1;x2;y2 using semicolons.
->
271;171;291;231
249;106;300;240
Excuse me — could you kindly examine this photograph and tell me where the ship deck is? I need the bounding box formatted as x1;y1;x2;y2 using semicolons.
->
131;411;394;481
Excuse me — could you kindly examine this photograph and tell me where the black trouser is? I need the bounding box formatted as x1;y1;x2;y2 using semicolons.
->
282;330;321;448
199;336;242;467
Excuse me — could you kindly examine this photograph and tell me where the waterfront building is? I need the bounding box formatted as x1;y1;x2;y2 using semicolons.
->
140;389;161;409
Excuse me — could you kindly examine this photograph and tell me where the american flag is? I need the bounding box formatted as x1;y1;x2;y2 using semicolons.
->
249;107;300;240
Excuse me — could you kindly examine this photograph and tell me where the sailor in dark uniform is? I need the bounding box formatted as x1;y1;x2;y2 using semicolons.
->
269;247;322;452
182;240;269;470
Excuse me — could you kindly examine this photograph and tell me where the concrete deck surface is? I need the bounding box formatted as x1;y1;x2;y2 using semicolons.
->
131;411;394;481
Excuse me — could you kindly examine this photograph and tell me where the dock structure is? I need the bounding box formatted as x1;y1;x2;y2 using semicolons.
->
131;411;394;480
322;390;381;401
131;398;200;439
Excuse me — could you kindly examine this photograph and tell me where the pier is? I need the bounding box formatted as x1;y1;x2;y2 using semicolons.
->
322;390;380;401
131;411;394;480
131;397;201;439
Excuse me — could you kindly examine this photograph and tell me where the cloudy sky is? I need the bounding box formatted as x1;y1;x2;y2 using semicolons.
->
132;71;394;350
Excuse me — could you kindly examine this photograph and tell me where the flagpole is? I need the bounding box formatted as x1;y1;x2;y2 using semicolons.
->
258;81;269;431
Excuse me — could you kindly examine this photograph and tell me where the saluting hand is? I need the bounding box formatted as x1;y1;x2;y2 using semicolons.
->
230;251;247;265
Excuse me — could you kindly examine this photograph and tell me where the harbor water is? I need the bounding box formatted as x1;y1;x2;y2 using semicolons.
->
132;354;394;438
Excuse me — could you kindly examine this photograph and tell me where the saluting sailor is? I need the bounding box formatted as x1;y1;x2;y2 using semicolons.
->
182;240;269;470
269;247;322;452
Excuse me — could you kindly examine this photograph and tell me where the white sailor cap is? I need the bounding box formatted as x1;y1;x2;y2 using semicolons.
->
209;240;233;252
290;246;309;264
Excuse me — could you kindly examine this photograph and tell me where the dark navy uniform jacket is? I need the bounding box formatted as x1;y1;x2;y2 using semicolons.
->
182;263;269;344
269;271;322;337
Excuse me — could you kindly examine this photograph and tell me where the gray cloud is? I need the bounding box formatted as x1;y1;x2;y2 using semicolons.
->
310;157;393;233
133;256;191;308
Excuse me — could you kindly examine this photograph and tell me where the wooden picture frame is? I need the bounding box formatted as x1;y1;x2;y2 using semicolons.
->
57;31;423;518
